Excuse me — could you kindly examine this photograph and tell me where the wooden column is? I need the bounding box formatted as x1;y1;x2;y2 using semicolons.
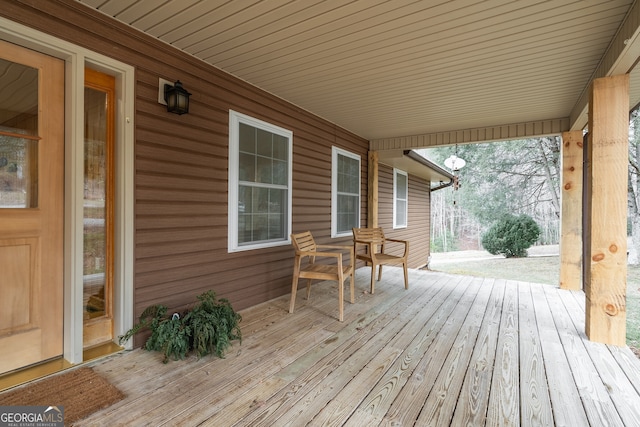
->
585;74;629;345
368;151;379;228
559;130;583;290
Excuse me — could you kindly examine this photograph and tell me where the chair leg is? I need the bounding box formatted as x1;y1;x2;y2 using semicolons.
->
370;264;376;294
338;276;344;322
306;279;312;300
289;276;299;314
403;262;409;290
378;264;383;281
349;271;355;303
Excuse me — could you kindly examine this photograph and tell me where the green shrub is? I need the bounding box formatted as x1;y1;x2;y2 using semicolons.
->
119;290;242;363
481;214;541;258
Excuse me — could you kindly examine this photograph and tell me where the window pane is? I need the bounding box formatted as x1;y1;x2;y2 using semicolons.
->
273;159;287;185
238;213;250;244
273;135;288;160
397;200;407;226
397;173;407;199
0;59;39;208
256;129;272;156
83;87;108;319
0;136;38;208
256;156;272;184
239;152;255;182
255;186;269;213
271;188;286;240
269;212;284;239
337;194;358;233
347;156;359;177
0;59;38;136
338;154;359;194
238;185;252;214
239;123;255;153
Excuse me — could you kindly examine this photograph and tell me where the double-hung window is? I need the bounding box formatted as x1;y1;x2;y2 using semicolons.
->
228;111;292;252
331;147;360;237
393;168;408;228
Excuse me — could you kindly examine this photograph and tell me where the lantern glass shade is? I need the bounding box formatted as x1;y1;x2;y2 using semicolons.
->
444;154;466;171
164;80;191;115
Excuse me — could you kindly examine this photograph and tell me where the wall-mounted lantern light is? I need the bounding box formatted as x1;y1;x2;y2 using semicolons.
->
164;80;191;115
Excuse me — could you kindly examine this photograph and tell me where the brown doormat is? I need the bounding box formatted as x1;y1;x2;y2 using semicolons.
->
0;367;125;425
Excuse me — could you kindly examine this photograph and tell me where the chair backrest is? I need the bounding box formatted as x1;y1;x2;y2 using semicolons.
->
352;227;385;243
291;231;317;254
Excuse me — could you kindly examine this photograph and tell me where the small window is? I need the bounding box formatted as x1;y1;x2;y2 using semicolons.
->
228;111;292;252
394;168;408;228
332;147;361;237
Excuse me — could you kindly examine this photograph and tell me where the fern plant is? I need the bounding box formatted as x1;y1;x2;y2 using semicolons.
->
119;290;242;363
185;291;242;358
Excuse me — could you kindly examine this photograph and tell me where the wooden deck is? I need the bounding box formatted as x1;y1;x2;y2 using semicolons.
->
78;268;640;426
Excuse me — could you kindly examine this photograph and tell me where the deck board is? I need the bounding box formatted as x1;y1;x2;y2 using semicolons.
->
486;278;520;426
545;283;627;426
518;282;553;426
450;278;503;426
531;282;589;427
69;268;640;426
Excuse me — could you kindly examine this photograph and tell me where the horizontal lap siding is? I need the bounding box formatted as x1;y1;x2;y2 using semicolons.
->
3;1;368;345
378;165;431;268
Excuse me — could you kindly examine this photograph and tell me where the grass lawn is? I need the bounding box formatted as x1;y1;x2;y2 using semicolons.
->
429;254;640;348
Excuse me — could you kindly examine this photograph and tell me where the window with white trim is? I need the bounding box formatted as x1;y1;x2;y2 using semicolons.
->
332;147;360;237
228;111;292;252
393;168;408;228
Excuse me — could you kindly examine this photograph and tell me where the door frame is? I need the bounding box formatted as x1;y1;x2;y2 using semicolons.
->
0;18;135;364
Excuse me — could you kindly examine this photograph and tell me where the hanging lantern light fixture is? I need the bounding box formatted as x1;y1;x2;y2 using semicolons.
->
444;146;466;197
444;154;466;172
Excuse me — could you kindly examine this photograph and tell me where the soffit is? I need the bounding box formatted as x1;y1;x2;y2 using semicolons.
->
77;0;638;142
378;150;454;183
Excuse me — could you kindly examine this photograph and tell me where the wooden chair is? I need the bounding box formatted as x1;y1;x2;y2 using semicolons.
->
352;227;409;294
289;231;355;322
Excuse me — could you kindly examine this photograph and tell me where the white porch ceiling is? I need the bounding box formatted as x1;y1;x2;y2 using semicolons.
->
78;0;640;144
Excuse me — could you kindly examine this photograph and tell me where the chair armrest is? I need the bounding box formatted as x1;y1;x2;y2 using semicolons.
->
382;238;409;257
299;251;342;258
316;245;354;265
316;244;352;251
353;239;383;245
384;238;409;248
298;251;345;263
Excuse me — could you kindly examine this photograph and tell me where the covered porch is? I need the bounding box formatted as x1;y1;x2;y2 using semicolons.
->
78;268;640;426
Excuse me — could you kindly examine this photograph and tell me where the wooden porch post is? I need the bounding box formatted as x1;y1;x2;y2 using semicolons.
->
559;130;583;290
368;151;379;228
585;74;629;345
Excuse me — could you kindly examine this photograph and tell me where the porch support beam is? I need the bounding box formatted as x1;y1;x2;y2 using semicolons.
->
369;118;570;151
559;130;584;290
368;151;379;228
585;74;629;346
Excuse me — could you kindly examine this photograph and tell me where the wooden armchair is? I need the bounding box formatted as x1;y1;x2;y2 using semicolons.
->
289;231;355;322
352;227;409;294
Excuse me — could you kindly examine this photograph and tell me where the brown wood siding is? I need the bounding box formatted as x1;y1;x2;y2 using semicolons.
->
2;1;368;344
377;165;431;269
